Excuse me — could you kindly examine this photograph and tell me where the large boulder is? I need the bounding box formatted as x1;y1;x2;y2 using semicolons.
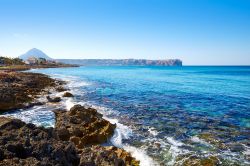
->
53;105;116;148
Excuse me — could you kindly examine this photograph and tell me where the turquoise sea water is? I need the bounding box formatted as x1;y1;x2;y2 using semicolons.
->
5;66;250;165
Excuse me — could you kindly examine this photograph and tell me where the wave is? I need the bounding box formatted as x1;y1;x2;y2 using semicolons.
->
2;105;56;127
109;118;158;166
71;100;158;166
58;76;158;166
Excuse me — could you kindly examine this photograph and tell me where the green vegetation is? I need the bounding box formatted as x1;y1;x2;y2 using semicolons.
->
0;56;78;71
0;56;24;65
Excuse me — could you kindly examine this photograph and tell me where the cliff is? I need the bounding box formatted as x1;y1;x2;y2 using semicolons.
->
57;59;182;66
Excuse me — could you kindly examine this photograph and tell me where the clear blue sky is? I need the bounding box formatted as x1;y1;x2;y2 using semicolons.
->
0;0;249;65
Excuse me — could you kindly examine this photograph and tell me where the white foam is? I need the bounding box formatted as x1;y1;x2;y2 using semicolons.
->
68;81;90;88
242;144;250;156
3;105;56;127
64;99;74;110
165;137;189;165
123;145;158;166
52;74;90;88
148;127;159;136
190;136;211;147
109;119;133;146
167;137;183;147
109;118;158;166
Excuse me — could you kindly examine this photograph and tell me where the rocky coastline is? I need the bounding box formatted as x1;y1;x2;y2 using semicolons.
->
0;71;139;166
0;71;63;112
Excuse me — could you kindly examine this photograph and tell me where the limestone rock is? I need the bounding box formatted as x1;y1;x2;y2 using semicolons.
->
0;117;80;166
56;86;67;92
63;92;74;97
53;105;116;147
80;145;139;166
47;96;61;103
0;72;60;112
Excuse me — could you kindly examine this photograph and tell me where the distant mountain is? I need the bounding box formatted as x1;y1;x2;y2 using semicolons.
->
19;48;53;60
56;59;182;66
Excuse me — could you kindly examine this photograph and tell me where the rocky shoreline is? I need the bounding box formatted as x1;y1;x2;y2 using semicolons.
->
0;71;65;112
0;71;139;166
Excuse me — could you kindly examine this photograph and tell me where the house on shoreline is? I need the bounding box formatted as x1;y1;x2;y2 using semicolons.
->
25;56;56;65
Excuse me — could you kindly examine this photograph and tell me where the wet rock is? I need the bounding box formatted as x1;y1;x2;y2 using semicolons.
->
154;142;161;149
175;155;220;166
198;133;227;150
46;96;61;103
228;143;245;152
56;86;67;92
63;92;74;97
80;145;139;166
53;105;116;147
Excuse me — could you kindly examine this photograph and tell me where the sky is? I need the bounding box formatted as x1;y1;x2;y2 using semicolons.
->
0;0;249;65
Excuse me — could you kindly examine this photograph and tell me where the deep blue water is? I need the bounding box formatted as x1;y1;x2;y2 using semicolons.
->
5;66;250;165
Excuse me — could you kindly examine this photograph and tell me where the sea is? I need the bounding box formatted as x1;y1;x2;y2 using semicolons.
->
4;66;250;165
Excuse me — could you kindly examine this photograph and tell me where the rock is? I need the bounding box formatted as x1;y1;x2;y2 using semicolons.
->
0;72;60;112
198;133;227;150
0;112;139;166
46;96;61;103
154;142;161;149
56;127;70;141
53;105;116;147
80;145;139;166
70;136;80;145
63;92;74;97
0;117;80;166
0;157;39;166
175;155;220;166
200;156;220;166
228;143;245;152
56;86;67;92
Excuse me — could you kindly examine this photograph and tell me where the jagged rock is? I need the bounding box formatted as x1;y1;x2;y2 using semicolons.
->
80;145;139;166
175;155;220;166
63;92;74;97
0;72;60;112
198;133;227;150
0;111;139;166
56;86;67;92
0;157;39;166
53;105;116;147
46;96;61;103
0;117;80;166
56;127;70;141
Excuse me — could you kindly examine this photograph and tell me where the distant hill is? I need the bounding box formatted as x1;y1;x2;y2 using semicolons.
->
56;59;182;66
19;48;53;60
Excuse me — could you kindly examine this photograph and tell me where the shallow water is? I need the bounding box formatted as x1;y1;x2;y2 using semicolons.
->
4;66;250;165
